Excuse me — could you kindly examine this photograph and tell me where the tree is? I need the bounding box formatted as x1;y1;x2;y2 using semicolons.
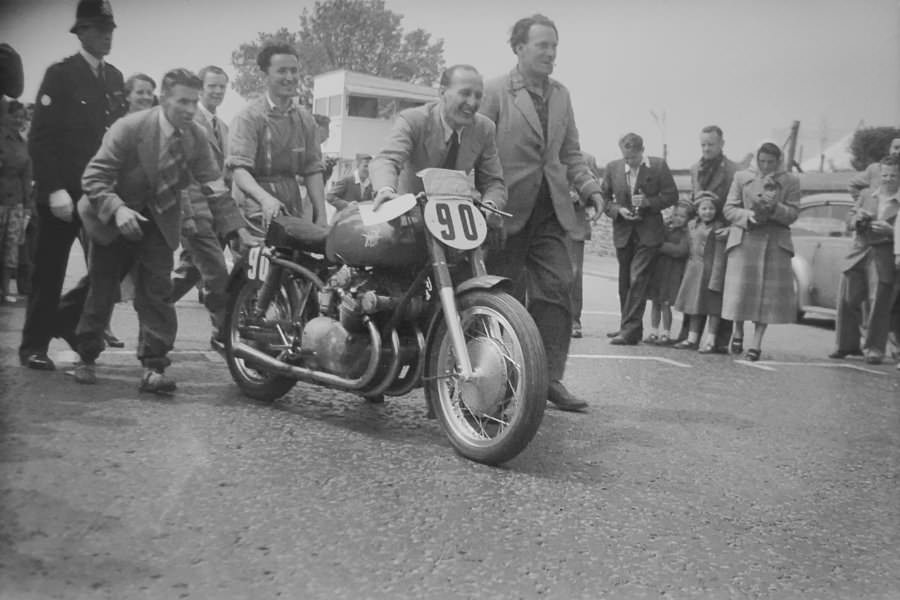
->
230;0;445;104
848;126;900;171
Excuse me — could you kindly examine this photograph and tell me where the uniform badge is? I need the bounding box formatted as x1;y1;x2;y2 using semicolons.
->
40;94;52;106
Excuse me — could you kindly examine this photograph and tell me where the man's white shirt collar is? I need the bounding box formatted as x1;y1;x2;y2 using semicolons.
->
354;169;370;187
439;109;464;143
625;157;650;175
158;108;177;139
197;102;215;123
79;48;102;75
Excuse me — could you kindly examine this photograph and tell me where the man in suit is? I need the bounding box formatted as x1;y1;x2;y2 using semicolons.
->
830;155;899;365
370;64;505;212
19;0;127;370
601;132;678;345
479;14;604;412
169;65;246;347
679;125;739;351
327;153;374;211
74;68;253;393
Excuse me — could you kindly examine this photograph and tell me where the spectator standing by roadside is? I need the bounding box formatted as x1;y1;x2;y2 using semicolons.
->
673;193;727;352
479;14;604;412
601;132;678;346
645;200;690;345
327;153;373;212
0;100;32;302
721;142;800;362
123;73;156;113
168;65;247;349
569;151;600;339
681;125;739;352
849;136;900;200
830;155;899;365
19;0;127;371
228;44;327;231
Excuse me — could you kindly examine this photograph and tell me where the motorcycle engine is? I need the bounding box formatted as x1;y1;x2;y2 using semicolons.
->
300;266;422;377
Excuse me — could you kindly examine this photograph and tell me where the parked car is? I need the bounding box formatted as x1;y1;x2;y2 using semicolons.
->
790;192;855;320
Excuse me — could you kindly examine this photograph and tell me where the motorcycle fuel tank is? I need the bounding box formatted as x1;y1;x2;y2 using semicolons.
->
326;204;425;268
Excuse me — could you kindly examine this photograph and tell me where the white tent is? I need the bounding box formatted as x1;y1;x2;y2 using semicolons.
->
800;132;855;172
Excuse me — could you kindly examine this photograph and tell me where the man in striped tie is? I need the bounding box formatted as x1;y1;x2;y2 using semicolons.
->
75;68;252;393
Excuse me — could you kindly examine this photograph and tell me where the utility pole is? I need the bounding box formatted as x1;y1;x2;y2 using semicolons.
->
650;109;667;162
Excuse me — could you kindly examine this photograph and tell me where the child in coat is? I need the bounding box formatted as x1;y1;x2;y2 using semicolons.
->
673;193;727;352
645;201;690;345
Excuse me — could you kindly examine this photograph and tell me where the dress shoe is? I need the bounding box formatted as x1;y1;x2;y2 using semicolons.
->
864;350;883;365
547;381;587;412
571;323;583;339
673;340;699;350
22;352;55;371
103;330;125;348
609;335;637;346
139;370;177;395
828;349;862;359
606;330;621;339
67;361;97;384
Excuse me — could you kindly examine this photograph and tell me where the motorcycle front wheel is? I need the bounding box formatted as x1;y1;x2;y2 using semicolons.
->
426;290;547;465
224;275;301;402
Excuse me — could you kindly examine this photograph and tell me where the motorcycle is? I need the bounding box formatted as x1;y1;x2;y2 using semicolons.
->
223;168;547;465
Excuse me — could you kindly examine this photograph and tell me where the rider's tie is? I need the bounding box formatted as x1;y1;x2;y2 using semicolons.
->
155;130;185;213
442;130;460;170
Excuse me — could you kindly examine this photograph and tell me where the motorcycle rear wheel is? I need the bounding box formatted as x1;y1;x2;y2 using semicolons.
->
426;290;547;465
224;276;301;402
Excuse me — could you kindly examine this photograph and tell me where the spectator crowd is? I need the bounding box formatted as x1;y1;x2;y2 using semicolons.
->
1;1;898;411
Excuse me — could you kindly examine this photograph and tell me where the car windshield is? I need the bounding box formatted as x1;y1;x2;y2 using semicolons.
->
791;201;852;237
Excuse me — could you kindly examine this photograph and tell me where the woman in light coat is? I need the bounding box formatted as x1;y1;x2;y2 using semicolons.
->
721;142;800;361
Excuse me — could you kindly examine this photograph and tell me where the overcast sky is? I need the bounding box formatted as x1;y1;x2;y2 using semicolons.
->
2;0;898;168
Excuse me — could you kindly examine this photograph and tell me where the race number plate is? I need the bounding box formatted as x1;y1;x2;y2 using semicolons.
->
246;246;270;281
423;198;487;250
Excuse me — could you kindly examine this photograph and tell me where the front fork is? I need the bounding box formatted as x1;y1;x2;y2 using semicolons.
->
428;237;474;380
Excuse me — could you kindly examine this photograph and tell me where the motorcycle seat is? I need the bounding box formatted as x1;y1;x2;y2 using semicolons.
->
265;215;329;254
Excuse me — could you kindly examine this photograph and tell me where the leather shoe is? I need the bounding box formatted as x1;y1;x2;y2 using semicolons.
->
609;335;637;346
828;349;862;359
139;370;177;395
606;330;621;339
103;330;125;348
571;323;583;339
864;350;883;365
23;352;55;371
66;361;97;384
547;381;587;412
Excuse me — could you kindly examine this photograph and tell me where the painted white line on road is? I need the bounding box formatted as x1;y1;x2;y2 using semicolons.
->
569;354;692;368
734;359;777;371
762;361;888;376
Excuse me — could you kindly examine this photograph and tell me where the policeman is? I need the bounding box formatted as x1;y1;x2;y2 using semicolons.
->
19;0;127;370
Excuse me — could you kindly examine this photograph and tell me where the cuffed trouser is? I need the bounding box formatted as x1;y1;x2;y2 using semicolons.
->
19;203;81;359
76;217;175;371
486;187;573;382
834;260;893;355
615;233;658;342
170;230;229;333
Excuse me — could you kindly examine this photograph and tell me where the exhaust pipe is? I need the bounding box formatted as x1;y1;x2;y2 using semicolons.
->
231;319;382;391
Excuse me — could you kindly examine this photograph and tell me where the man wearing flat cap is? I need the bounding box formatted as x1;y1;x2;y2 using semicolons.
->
19;0;127;371
326;152;374;212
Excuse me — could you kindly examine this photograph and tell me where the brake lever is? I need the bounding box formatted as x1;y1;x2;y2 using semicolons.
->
473;198;512;218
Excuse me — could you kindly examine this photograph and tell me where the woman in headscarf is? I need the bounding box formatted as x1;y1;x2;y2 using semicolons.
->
720;142;800;361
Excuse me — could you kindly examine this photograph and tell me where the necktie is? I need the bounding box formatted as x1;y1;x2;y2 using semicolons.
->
96;61;105;85
442;131;460;169
211;115;222;148
156;130;185;213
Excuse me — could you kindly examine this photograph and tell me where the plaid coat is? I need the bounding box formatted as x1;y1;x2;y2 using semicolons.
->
720;169;800;323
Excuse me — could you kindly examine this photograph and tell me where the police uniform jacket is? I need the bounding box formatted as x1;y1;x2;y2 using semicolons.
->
28;53;126;202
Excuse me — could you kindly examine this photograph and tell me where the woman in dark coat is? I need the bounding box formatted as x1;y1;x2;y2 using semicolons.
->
721;143;800;361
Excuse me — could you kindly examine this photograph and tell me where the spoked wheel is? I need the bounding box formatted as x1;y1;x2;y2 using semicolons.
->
426;290;547;465
224;276;304;401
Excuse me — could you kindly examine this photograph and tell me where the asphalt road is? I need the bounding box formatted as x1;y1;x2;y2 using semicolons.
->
1;252;898;599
